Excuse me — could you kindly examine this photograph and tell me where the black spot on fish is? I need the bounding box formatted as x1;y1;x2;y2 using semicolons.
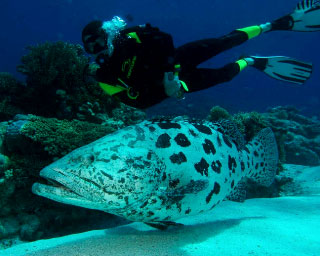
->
156;133;171;148
228;155;237;171
147;211;155;217
260;162;264;167
189;129;197;137
170;152;187;164
193;124;212;135
174;133;191;147
147;151;152;160
244;146;250;154
155;168;161;174
206;182;221;203
185;208;191;214
211;160;222;174
217;135;222;147
101;171;114;180
118;169;126;174
143;160;151;168
98;176;104;184
111;154;119;160
203;139;216;155
124;196;129;205
125;158;134;164
241;162;245;172
140;201;148;208
195;158;209;176
255;163;259;170
148;126;156;132
169;179;180;189
223;135;232;148
119;178;125;184
231;180;235;188
151;199;157;204
162;172;167;181
210;203;217;210
254;151;259;157
158;122;181;129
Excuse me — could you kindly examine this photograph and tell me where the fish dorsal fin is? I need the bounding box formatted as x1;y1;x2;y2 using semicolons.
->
208;119;246;150
147;117;245;150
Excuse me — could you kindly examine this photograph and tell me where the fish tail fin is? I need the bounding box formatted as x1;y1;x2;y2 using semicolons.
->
245;128;279;186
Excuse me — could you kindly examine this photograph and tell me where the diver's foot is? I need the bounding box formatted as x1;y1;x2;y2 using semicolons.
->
271;0;320;31
246;56;313;85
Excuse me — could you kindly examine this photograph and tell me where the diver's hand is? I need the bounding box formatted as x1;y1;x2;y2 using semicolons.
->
163;72;182;98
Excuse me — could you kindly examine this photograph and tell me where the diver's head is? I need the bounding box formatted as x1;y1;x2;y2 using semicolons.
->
82;20;108;55
82;16;127;57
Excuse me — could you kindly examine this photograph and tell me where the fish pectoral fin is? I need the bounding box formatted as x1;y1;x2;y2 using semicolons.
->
145;221;184;230
226;180;247;202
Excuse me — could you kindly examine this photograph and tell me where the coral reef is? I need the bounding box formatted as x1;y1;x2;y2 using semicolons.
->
265;106;320;166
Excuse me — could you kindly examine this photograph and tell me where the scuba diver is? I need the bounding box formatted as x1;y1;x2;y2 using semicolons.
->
82;0;320;109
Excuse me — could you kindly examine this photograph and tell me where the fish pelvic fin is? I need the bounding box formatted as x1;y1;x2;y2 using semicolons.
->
245;128;279;186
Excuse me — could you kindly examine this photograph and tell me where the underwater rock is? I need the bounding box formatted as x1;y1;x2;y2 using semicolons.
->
18;214;41;241
285;143;320;166
0;73;27;121
262;106;320;165
0;178;16;217
0;217;19;239
0;154;10;172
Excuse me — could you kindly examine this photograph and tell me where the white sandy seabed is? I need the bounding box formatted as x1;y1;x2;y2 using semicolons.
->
2;165;320;256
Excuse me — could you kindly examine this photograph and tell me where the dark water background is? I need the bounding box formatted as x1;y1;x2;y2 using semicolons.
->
1;0;319;118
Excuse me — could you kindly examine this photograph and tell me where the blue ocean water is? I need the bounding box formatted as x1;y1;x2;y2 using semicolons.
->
1;0;320;117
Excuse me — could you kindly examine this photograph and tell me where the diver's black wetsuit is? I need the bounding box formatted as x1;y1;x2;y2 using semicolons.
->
95;24;249;109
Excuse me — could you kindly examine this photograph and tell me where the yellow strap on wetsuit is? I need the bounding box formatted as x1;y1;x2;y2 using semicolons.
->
99;82;126;96
174;64;189;92
99;81;139;100
127;32;142;43
237;25;262;40
235;59;249;72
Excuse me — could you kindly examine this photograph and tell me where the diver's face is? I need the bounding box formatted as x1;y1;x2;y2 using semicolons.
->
84;34;107;54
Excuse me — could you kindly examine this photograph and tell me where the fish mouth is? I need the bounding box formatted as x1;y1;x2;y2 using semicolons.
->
32;167;105;210
33;167;83;198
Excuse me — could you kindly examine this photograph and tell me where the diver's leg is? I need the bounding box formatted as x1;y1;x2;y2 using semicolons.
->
180;59;252;92
174;25;271;70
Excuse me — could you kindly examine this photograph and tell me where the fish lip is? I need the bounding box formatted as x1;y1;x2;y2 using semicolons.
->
36;166;82;197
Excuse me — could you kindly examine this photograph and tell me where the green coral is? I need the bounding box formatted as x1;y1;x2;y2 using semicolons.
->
18;41;88;92
20;115;116;158
16;41;118;120
207;106;231;122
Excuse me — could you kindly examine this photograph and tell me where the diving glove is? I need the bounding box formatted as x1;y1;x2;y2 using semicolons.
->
163;72;183;98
